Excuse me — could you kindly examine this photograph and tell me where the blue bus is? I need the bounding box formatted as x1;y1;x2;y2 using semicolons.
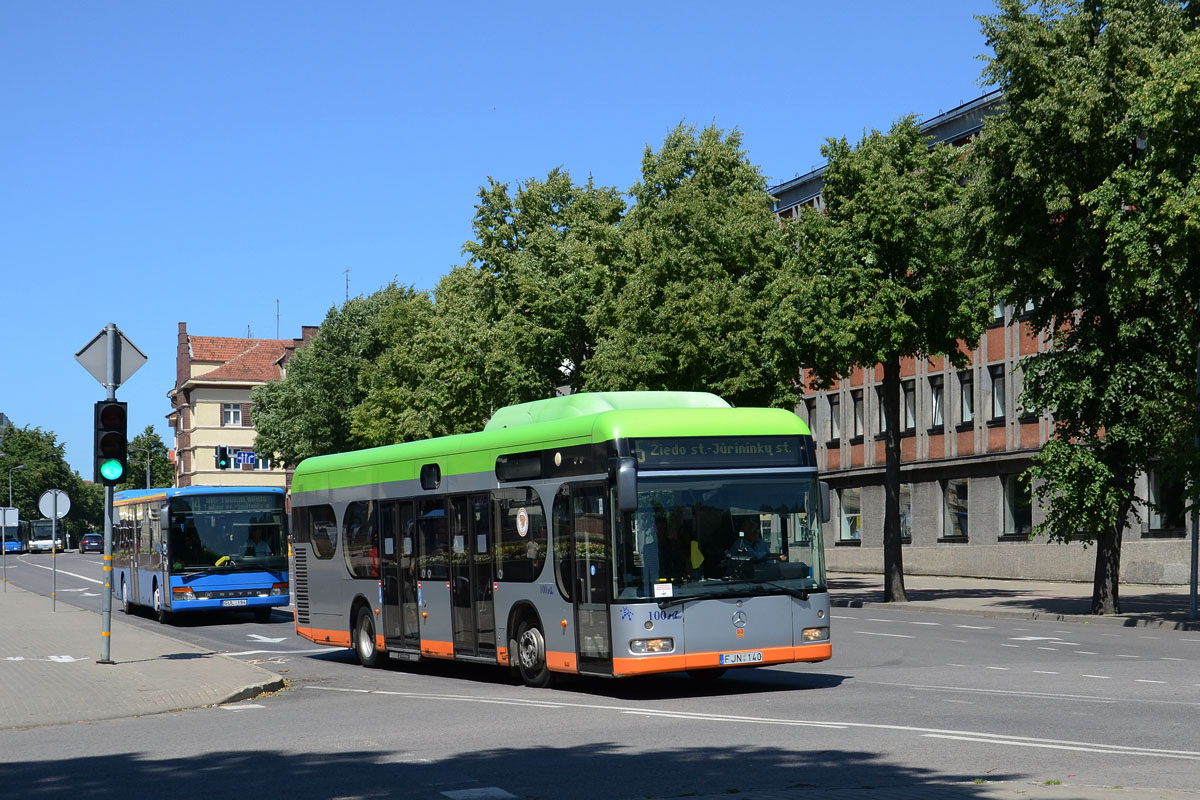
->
112;486;289;623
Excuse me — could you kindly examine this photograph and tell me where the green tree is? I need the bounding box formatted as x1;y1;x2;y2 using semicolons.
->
120;425;174;490
463;169;625;396
252;285;413;467
586;124;792;407
0;424;101;535
771;117;987;603
971;0;1197;613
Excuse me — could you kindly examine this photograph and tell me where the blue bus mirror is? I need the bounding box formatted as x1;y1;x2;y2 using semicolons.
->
819;481;832;524
614;457;638;513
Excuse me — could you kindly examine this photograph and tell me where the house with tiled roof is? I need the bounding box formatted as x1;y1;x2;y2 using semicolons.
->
167;322;316;488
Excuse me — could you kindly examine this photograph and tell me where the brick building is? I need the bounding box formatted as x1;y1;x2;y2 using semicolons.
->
167;322;315;488
769;91;1191;585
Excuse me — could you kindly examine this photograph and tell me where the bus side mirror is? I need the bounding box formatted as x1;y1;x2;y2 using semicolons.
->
819;481;831;524
613;457;638;513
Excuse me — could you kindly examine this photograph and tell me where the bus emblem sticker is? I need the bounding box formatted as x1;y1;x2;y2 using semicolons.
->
516;508;530;537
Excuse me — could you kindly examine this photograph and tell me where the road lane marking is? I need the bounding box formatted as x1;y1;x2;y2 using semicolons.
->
1032;670;1059;674
14;561;104;585
921;734;1200;760
1136;680;1167;684
1116;654;1140;659
1037;647;1059;651
854;631;916;638
955;625;992;629
305;686;1200;762
1074;651;1098;655
1081;675;1110;679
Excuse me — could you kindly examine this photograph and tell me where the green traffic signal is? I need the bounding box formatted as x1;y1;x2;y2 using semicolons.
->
99;458;125;482
94;400;128;486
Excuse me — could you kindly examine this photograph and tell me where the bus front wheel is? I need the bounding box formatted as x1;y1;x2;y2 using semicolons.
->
152;583;168;623
355;606;380;668
515;619;553;688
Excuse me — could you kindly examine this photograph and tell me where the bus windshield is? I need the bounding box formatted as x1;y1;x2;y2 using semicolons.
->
616;474;825;602
167;493;287;572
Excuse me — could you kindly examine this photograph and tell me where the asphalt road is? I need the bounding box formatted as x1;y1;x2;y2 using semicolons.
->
2;551;1198;799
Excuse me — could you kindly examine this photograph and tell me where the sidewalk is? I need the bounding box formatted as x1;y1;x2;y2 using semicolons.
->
0;583;283;729
828;571;1200;631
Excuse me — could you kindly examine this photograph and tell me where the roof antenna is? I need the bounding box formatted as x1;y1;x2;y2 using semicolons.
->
276;298;280;339
345;268;350;302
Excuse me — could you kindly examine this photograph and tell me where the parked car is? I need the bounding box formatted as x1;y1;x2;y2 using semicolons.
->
79;533;103;553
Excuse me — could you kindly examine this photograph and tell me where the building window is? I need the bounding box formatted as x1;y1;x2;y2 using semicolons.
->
992;302;1006;323
877;386;887;434
960;371;974;425
221;404;241;427
852;390;864;439
1003;473;1032;537
902;381;916;432
929;376;944;429
840;488;861;541
943;478;968;539
829;396;840;443
1148;470;1186;531
990;366;1006;420
254;456;273;471
900;483;913;542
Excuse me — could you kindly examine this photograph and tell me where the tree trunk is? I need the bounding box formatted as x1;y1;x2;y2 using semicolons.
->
1090;504;1126;615
882;355;907;602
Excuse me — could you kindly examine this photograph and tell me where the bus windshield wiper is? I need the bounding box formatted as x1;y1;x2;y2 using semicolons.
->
753;581;812;601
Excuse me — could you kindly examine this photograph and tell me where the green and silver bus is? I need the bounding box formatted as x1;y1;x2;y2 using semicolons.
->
291;391;831;686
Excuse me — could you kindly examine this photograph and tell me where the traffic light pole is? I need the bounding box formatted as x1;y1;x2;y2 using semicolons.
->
98;324;117;665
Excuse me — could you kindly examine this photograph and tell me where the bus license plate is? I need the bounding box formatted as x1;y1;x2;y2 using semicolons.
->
719;651;763;665
222;599;248;607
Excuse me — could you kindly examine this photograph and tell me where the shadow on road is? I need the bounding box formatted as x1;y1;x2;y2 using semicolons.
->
0;744;1025;799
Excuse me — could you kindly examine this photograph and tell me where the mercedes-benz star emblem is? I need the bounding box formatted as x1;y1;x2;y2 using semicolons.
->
732;610;748;627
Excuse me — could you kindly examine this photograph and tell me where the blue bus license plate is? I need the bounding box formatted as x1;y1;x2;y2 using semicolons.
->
222;599;248;607
719;651;763;665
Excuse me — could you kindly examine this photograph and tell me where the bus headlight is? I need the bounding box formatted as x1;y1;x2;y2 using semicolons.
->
270;582;289;597
802;626;829;642
629;637;674;654
172;586;196;602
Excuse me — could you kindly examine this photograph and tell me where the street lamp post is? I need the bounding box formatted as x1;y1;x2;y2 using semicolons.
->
128;447;152;490
3;464;26;593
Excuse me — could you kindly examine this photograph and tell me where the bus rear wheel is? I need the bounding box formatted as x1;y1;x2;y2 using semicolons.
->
515;619;553;688
355;606;381;668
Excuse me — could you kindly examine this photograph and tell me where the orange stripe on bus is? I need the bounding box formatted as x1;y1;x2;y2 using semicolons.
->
421;640;454;659
296;625;351;648
611;642;832;677
546;650;577;673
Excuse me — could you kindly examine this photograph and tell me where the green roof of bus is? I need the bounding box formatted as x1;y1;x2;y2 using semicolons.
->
290;391;813;495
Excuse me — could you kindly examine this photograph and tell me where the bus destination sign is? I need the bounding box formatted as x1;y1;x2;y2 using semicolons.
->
631;436;808;469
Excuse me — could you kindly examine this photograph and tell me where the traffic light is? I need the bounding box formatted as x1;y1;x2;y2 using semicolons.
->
94;400;128;485
214;445;231;470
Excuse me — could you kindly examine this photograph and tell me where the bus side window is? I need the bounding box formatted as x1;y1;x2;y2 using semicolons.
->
296;504;337;560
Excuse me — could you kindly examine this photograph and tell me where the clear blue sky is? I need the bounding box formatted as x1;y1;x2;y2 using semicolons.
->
1;1;997;478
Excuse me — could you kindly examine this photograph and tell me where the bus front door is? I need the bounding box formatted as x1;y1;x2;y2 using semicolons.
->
574;485;612;674
449;494;496;658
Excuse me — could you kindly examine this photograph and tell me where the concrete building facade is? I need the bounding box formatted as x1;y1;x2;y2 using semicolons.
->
769;91;1191;586
167;322;315;488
